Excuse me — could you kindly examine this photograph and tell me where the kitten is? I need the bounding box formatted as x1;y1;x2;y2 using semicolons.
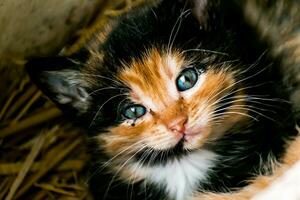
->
26;0;299;200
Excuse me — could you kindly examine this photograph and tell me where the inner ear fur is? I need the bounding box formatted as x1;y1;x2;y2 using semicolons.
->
26;56;90;113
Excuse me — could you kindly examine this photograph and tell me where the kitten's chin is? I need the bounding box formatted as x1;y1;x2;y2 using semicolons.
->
148;131;209;151
133;131;213;165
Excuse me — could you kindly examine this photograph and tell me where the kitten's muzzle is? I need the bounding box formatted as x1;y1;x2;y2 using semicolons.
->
167;116;188;134
167;116;199;143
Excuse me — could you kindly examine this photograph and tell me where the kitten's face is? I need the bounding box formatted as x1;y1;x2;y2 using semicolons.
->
27;0;252;168
100;48;246;161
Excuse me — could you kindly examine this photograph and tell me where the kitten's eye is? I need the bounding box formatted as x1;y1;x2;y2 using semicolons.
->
123;104;147;119
176;68;198;91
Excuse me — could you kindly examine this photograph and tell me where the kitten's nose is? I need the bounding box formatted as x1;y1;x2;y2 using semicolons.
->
168;116;188;134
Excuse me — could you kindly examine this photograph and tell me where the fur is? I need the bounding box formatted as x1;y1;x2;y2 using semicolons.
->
26;0;299;199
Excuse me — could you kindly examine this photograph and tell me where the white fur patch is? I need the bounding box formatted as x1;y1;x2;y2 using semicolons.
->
130;150;217;200
252;160;300;200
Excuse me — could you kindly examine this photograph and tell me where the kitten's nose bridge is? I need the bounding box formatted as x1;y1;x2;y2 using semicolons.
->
167;116;188;133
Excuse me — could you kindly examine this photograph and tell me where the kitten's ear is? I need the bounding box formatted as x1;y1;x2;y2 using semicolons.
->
187;0;221;29
162;0;222;30
26;57;90;113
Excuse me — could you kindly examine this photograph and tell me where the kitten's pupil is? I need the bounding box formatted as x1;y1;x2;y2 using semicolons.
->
123;104;146;119
176;67;198;91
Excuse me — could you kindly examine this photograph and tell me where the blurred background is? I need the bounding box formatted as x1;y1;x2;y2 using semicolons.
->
0;0;145;199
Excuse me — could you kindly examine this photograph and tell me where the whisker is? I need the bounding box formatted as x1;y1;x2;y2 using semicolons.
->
213;111;259;121
168;8;191;53
226;106;277;122
89;94;127;127
213;102;276;116
80;72;123;86
98;140;146;171
96;134;170;174
236;51;268;75
206;63;273;107
103;144;149;199
87;86;123;97
182;48;229;56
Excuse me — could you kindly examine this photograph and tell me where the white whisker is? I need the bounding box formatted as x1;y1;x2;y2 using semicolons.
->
89;94;127;127
182;48;229;56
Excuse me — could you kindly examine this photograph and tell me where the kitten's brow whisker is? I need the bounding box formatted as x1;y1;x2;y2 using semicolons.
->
236;51;268;75
79;72;123;86
217;59;240;66
182;48;229;56
89;94;127;127
87;86;122;97
237;63;272;83
168;8;191;53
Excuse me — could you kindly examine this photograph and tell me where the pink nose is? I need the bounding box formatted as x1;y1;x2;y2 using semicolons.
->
167;116;188;134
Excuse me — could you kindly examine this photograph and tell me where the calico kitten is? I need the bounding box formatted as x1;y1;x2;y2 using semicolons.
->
26;0;298;200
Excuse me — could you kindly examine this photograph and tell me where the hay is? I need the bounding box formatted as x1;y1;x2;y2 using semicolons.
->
0;0;146;199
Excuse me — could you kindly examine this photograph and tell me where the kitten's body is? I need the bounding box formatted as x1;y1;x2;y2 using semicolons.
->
27;0;299;200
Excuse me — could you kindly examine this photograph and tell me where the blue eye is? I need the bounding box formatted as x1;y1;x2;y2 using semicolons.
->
176;67;198;91
122;104;147;119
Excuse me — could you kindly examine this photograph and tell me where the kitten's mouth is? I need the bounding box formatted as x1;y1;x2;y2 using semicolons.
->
134;139;189;166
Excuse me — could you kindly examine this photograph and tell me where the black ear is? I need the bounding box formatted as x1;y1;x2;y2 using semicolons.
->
26;57;91;113
161;0;225;30
161;0;224;30
187;0;221;30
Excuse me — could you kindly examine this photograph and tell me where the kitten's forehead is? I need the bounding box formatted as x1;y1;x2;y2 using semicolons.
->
118;48;184;111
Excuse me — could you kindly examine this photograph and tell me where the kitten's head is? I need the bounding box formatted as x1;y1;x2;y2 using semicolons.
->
27;0;265;167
